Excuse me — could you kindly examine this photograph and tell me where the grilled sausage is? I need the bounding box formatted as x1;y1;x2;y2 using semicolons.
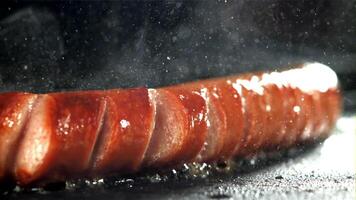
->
15;92;107;185
0;93;37;182
92;88;155;175
0;63;341;187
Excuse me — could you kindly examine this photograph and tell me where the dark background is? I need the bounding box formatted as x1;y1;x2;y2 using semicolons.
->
0;0;355;93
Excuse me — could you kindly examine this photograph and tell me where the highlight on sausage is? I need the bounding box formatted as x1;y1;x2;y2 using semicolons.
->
0;63;342;187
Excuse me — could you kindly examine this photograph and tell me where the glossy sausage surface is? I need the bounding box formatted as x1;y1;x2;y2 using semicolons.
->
0;63;341;186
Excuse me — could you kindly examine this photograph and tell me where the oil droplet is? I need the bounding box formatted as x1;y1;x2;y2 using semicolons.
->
3;117;14;128
266;105;271;112
120;119;130;129
293;106;301;113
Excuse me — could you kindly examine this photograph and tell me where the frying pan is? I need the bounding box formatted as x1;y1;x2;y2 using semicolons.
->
0;1;355;199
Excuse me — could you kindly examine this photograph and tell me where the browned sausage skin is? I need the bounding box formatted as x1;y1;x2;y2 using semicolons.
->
15;92;107;185
0;93;37;183
0;63;341;187
92;88;155;175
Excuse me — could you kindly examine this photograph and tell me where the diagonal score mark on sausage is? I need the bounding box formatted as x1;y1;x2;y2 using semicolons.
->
0;93;37;183
91;88;156;175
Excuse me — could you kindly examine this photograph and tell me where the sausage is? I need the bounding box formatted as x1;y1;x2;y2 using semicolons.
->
143;89;189;167
15;92;107;185
258;73;286;150
160;86;208;165
231;74;269;156
0;93;37;182
0;62;341;187
205;79;244;160
92;88;155;175
169;82;228;162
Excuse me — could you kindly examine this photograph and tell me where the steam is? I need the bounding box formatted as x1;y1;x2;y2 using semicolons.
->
0;0;354;92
